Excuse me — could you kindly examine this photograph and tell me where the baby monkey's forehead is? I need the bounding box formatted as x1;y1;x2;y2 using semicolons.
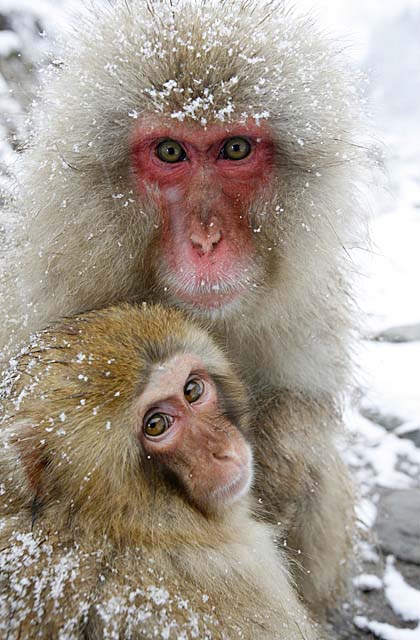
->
136;353;206;408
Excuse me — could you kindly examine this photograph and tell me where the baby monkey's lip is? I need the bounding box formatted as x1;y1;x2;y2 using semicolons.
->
208;451;254;506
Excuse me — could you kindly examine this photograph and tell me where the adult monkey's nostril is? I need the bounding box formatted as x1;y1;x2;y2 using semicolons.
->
190;227;222;255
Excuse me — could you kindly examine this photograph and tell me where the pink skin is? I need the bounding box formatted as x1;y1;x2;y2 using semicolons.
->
136;355;253;510
132;120;275;309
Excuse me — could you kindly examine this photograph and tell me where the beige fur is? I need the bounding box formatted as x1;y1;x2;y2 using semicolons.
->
0;0;368;616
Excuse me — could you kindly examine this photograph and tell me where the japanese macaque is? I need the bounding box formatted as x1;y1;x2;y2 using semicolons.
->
0;304;319;639
0;0;366;614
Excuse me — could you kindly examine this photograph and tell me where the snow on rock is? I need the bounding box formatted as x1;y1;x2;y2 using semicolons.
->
345;410;420;492
354;617;420;640
353;574;384;592
384;557;420;622
354;557;420;640
359;341;420;432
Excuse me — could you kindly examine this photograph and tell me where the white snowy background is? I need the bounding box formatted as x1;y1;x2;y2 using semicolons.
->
0;1;419;638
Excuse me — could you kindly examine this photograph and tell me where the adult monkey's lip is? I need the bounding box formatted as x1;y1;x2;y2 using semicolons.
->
162;260;257;310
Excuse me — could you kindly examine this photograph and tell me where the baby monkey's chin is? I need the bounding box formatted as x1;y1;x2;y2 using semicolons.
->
203;453;254;512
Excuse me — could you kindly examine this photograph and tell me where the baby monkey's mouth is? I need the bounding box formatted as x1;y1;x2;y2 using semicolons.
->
203;444;254;508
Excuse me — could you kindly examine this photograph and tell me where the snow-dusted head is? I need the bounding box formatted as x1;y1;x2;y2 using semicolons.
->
10;0;365;342
0;305;253;541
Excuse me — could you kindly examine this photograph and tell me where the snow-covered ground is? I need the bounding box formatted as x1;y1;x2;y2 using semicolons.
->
322;1;420;637
1;1;419;638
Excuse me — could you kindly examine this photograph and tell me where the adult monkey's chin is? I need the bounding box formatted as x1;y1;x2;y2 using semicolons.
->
161;259;260;312
171;285;243;310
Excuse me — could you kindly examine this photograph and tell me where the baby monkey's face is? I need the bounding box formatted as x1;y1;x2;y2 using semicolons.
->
136;353;253;512
2;305;253;527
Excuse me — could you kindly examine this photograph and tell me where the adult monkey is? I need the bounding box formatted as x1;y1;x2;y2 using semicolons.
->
1;0;365;615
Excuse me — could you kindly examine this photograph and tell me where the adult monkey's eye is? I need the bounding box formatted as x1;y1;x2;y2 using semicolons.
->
144;413;172;437
221;137;251;160
184;378;204;403
156;139;186;163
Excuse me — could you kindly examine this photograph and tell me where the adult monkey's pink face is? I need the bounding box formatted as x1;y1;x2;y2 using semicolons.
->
132;118;275;310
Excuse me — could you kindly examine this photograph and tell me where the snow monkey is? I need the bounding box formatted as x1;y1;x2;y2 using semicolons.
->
0;304;320;640
0;0;366;615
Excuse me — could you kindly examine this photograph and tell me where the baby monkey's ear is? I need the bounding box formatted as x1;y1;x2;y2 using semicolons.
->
9;423;48;498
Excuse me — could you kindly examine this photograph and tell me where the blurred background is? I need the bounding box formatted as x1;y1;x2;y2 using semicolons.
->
0;1;419;637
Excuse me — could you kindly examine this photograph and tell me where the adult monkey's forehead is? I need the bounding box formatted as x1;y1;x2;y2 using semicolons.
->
45;0;357;156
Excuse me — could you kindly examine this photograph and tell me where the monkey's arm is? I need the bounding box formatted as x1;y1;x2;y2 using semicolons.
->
253;391;355;614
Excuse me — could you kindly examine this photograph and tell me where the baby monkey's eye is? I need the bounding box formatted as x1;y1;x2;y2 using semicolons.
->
184;378;204;404
144;413;172;437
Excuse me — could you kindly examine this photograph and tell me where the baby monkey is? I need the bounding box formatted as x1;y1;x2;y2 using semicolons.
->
0;304;319;639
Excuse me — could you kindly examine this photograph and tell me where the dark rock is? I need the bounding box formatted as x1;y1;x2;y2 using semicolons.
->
397;427;420;447
372;323;420;343
375;490;420;564
359;406;404;432
360;405;420;444
0;14;12;32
